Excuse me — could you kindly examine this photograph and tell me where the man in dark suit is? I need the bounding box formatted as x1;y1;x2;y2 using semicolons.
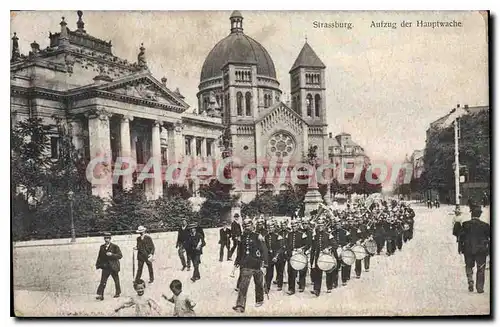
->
134;225;155;284
176;219;191;271
459;205;490;293
219;224;232;262
185;223;206;282
95;233;122;300
229;213;242;260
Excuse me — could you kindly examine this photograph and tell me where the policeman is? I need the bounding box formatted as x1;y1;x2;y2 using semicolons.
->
285;219;311;295
232;218;269;313
458;204;490;293
264;220;286;292
310;217;338;296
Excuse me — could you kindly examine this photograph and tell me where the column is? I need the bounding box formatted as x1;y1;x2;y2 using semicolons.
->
120;115;134;190
167;121;184;163
151;120;163;200
69;119;84;158
87;109;113;199
190;136;196;160
201;137;207;162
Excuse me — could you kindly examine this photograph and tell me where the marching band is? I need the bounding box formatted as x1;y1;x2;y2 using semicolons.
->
226;198;416;310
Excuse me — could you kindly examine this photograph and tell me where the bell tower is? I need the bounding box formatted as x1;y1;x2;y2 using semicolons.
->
289;41;327;125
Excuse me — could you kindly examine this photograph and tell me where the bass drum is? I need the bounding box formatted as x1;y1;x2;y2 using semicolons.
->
340;249;356;266
317;253;337;272
364;239;377;255
351;244;367;260
289;253;308;271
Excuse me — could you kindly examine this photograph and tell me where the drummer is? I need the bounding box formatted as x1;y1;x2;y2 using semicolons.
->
310;217;338;296
336;217;352;287
285;219;311;295
264;220;286;293
353;214;367;279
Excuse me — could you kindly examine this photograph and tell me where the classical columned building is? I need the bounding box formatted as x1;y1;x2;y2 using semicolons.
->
10;12;223;200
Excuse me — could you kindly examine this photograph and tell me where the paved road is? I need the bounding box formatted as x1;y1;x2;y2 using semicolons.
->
13;205;490;317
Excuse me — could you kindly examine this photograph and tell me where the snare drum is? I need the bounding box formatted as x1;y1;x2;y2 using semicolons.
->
351;244;367;260
290;252;308;271
340;249;356;266
317;253;337;272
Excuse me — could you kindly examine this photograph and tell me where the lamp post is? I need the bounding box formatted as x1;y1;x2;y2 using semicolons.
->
68;190;76;242
453;115;461;217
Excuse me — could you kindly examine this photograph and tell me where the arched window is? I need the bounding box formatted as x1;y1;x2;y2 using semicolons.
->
315;94;321;117
245;92;252;116
306;94;313;117
237;92;243;116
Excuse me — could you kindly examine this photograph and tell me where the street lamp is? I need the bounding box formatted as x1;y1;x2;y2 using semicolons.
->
67;190;76;243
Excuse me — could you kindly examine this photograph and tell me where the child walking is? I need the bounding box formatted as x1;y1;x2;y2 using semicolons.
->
114;279;161;316
162;279;196;317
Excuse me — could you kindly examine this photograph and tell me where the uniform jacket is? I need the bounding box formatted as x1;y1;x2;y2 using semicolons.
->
310;230;339;266
264;232;286;262
219;227;231;246
285;230;311;258
96;242;122;272
136;235;155;262
459;219;490;255
235;231;269;270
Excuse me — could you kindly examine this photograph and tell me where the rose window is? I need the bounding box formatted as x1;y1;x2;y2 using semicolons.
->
267;132;296;158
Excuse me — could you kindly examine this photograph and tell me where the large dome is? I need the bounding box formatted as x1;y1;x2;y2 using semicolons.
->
200;12;277;82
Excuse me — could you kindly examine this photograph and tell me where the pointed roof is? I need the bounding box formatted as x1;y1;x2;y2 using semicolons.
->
289;42;326;72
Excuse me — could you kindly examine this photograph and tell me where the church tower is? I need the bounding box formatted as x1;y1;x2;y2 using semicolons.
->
289;41;328;161
289;41;327;125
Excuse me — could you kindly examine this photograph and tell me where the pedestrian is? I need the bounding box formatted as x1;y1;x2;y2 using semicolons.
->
134;225;155;284
229;213;242;260
219;224;232;262
95;232;122;300
162;279;197;317
458;204;490;293
232;218;268;313
114;279;161;316
185;222;205;282
482;192;488;207
176;219;191;271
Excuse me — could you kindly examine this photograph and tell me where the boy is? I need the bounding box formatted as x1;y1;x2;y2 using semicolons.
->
114;279;161;316
162;279;196;317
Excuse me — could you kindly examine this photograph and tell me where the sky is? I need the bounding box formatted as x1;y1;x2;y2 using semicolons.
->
10;10;489;164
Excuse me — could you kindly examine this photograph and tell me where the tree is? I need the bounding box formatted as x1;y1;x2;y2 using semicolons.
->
103;185;155;231
11;117;53;206
199;179;240;225
152;195;198;230
241;190;277;218
164;184;192;200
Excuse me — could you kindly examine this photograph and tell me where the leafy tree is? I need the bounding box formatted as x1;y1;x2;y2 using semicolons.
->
11;117;53;205
164;184;192;200
199;179;240;225
103;185;155;231
152;195;198;230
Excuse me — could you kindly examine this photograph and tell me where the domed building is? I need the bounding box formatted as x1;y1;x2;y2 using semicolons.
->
198;11;329;202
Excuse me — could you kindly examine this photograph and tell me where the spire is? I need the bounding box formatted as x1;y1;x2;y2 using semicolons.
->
76;10;86;33
11;32;20;62
137;43;147;70
59;16;70;48
289;41;326;73
230;10;243;34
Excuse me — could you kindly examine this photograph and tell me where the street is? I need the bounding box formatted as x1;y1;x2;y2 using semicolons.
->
13;204;490;317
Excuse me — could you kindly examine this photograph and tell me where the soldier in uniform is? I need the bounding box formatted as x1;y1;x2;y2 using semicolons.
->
285;219;311;295
310;217;338;296
264;220;286;292
233;218;269;313
458;204;490;293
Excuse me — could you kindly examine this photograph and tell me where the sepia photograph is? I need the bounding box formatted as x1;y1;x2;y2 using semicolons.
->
10;10;490;317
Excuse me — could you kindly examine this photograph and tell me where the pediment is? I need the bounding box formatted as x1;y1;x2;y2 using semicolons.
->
97;73;189;110
257;102;307;136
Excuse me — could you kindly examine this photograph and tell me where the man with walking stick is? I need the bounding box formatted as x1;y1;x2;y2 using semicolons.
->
134;226;155;284
232;218;268;313
95;232;122;300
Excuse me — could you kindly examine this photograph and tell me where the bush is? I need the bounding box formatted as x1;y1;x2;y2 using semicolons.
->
152;195;198;230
